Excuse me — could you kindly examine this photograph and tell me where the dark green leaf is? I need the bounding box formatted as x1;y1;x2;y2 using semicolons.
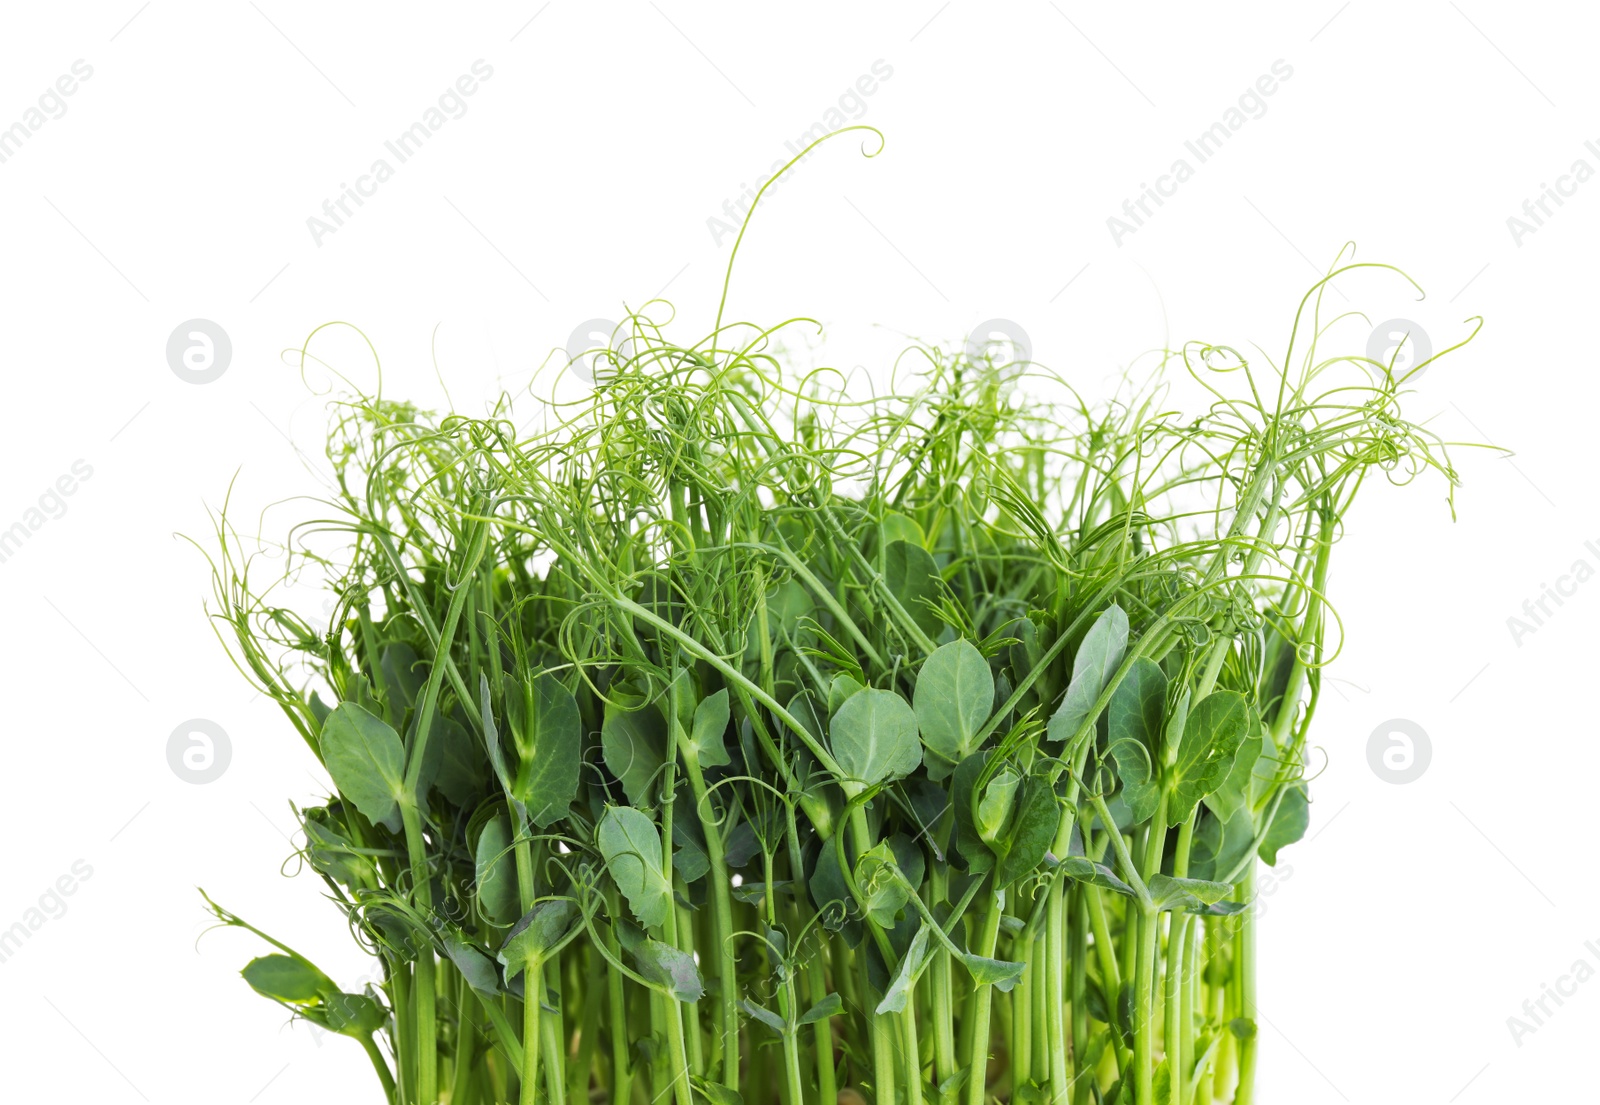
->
1168;691;1249;824
379;642;424;713
510;673;582;827
809;844;863;945
480;675;515;800
884;539;943;638
672;795;711;883
1190;806;1257;883
442;930;502;995
995;775;1060;888
950;751;994;874
1259;783;1309;866
497;899;579;977
1107;657;1166;822
431;714;488;807
602;702;667;807
319;991;386;1037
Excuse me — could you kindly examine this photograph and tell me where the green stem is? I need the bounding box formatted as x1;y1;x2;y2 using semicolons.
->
449;980;477;1105
520;955;543;1105
1163;916;1190;1105
1234;865;1259;1105
604;887;634;1105
1133;906;1159;1105
362;1034;399;1103
929;865;957;1087
964;885;1005;1105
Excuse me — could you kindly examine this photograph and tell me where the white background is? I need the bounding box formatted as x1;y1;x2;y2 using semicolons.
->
0;2;1593;1102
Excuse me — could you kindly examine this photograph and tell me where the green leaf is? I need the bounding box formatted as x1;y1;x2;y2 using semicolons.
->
319;991;386;1037
441;929;502;995
692;1078;746;1105
480;674;514;800
808;845;864;945
1106;657;1166;822
830;688;922;785
913;639;995;780
379;641;424;713
474;811;521;926
597;806;671;929
430;714;488;807
1148;874;1241;914
976;765;1021;844
1204;735;1261;823
318;702;407;833
689;689;732;768
1058;856;1134;897
876;923;932;1014
497;899;579;978
739;999;787;1035
1046;605;1128;745
301;807;371;887
602;701;667;807
618;922;704;1002
241;954;330;1003
1190;806;1257;883
510;673;582;827
672;795;711;883
995;775;1060;889
856;841;911;927
797;992;843;1025
884;538;943;638
1167;691;1249;824
887;832;927;896
950;751;994;874
827;673;864;717
880;511;925;549
1259;784;1309;866
962;952;1026;992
